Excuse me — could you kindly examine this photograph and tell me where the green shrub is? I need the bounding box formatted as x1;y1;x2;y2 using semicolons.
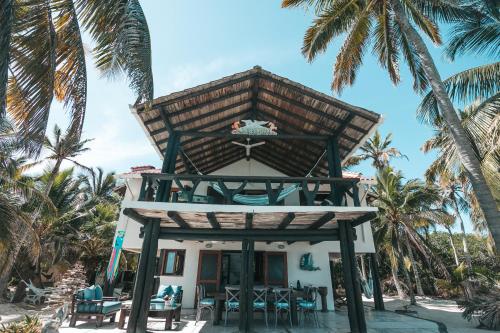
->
459;295;500;330
0;316;42;333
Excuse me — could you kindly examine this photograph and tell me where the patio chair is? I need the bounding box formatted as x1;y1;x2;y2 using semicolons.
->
224;286;240;326
298;286;319;327
69;285;122;328
20;280;55;305
253;287;268;327
273;288;293;328
195;284;215;325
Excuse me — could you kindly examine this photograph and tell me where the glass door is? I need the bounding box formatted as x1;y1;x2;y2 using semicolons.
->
196;250;222;293
264;252;288;287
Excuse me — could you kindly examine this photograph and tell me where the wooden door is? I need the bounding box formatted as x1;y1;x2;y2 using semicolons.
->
196;250;222;294
264;252;288;287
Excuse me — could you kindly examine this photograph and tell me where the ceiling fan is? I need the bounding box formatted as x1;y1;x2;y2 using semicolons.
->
231;138;265;160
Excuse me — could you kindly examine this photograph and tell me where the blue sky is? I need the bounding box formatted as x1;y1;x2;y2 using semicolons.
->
45;1;492;231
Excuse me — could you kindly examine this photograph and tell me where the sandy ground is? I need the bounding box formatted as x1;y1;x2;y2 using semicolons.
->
364;296;486;333
0;301;53;325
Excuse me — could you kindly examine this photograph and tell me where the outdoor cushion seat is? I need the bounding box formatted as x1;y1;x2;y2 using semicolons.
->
200;298;215;306
225;301;239;309
101;301;122;314
298;301;316;309
274;301;290;309
151;297;165;304
253;301;266;308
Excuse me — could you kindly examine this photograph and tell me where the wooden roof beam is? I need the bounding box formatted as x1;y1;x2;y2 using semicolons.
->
308;212;336;229
167;211;191;229
277;213;296;229
206;212;221;229
245;213;253;229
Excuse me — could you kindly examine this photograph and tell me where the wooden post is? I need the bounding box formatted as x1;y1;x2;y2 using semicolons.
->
339;220;360;333
136;219;161;333
246;240;255;332
370;252;385;311
127;221;153;333
157;132;180;202
239;240;249;332
327;136;344;205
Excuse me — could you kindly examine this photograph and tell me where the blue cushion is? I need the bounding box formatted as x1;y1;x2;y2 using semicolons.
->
171;285;182;296
275;302;289;309
101;301;122;314
200;298;215;306
75;289;85;300
76;302;98;313
151;297;165;304
83;286;95;301
225;301;239;309
156;285;173;299
94;285;103;300
253;301;266;309
298;301;316;309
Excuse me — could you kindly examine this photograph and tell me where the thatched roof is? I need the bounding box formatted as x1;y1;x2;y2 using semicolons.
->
132;66;382;177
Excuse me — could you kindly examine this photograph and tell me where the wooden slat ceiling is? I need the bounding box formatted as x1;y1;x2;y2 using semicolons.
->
134;66;381;177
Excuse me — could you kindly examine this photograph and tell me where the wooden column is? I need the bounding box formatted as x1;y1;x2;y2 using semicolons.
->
246;240;254;332
327;136;344;205
239;240;249;332
339;220;360;333
127;220;153;333
157;132;180;202
136;219;161;333
369;252;385;311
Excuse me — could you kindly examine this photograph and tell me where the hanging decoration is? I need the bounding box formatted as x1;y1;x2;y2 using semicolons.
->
300;253;321;271
106;231;125;283
231;120;277;136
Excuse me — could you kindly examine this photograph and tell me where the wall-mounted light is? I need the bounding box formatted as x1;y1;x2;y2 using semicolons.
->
205;243;213;248
277;244;285;250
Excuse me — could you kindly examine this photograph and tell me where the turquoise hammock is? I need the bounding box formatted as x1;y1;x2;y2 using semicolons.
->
209;182;300;205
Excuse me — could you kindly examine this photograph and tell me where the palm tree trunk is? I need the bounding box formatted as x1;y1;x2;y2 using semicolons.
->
391;261;406;300
397;241;416;305
0;225;24;297
360;254;367;280
405;237;424;296
454;200;473;271
389;0;500;250
446;226;460;266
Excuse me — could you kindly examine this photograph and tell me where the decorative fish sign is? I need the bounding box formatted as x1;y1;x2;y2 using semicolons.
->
300;253;320;271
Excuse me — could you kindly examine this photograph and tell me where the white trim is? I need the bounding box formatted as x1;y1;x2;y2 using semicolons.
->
130;104;165;160
342;115;384;166
121;200;378;214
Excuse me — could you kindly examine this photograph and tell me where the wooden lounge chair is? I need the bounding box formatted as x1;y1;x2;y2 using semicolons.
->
69;285;122;328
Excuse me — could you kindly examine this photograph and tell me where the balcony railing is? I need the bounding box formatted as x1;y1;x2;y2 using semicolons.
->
138;173;361;206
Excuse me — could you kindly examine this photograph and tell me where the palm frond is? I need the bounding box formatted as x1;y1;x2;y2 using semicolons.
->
282;0;335;13
372;4;400;84
417;62;500;126
52;0;87;137
77;0;153;103
7;0;57;155
0;0;13;116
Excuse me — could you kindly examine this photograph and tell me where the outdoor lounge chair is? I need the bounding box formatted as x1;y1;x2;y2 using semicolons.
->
150;284;183;321
20;279;55;305
69;285;122;328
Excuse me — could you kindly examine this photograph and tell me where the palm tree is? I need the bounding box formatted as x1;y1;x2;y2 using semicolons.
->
80;167;117;205
421;100;500;239
1;0;153;154
345;131;406;170
372;167;451;303
282;0;500;249
43;124;91;194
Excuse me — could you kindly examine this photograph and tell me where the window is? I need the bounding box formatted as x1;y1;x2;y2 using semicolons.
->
159;250;185;276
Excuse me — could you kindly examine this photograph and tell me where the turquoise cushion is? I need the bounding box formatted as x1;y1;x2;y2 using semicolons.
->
94;285;103;300
76;302;98;313
253;301;266;309
75;289;84;300
298;301;316;309
275;302;289;309
171;285;182;295
226;301;239;309
151;297;165;304
200;298;215;306
157;285;173;299
101;301;121;314
83;286;95;301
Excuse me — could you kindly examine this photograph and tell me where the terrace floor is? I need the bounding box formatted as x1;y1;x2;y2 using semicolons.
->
59;307;441;333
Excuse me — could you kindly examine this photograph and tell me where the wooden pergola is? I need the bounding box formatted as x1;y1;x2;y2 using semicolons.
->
123;67;384;333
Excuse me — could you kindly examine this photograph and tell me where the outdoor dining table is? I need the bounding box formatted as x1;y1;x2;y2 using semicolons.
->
207;288;306;326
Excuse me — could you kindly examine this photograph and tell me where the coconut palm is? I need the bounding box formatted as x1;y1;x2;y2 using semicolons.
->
345;131;407;169
372;167;451;303
282;0;500;249
80;167;117;205
1;0;153;154
43;124;91;194
421;99;500;242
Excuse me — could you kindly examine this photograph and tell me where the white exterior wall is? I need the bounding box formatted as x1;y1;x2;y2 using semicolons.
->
114;158;376;310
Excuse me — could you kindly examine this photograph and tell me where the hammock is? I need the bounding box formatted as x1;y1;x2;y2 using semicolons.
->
210;182;300;205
